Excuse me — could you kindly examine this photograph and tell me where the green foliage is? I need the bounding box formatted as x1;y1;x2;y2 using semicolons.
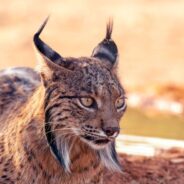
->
120;108;184;140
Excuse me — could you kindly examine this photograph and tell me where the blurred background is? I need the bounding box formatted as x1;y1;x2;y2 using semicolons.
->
0;0;184;140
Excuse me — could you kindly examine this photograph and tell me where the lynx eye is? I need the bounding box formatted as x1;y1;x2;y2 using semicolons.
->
79;97;95;108
115;97;126;111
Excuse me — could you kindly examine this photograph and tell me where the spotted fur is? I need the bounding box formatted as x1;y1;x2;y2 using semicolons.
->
0;19;126;184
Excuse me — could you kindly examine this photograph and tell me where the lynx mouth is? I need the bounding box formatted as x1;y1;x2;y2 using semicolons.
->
81;134;110;146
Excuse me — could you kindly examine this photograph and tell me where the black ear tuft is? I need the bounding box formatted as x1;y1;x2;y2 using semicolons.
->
92;19;118;67
106;19;113;40
33;16;62;62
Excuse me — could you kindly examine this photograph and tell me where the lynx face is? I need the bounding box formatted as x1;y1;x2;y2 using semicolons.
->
34;18;126;172
74;64;126;150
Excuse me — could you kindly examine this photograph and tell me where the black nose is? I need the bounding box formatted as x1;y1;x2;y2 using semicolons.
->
103;127;120;137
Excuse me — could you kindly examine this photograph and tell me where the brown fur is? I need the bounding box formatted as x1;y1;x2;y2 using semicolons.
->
0;20;126;184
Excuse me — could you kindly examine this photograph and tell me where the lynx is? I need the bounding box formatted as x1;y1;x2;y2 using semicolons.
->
0;18;127;184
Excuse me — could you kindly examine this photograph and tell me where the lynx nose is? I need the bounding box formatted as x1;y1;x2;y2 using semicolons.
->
103;127;120;137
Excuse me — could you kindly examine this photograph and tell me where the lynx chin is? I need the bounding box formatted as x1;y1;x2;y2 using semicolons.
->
0;17;127;184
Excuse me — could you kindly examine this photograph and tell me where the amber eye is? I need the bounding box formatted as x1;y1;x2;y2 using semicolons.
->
115;97;126;111
79;97;95;108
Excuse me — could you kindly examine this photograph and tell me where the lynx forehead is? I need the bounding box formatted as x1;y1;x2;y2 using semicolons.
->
0;18;126;184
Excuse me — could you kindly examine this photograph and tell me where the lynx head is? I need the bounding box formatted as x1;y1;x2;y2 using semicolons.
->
33;17;127;173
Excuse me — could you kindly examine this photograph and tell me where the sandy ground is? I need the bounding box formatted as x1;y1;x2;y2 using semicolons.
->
105;148;184;184
0;0;184;87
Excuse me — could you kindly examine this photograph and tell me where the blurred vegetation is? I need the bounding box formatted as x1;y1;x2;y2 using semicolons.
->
121;108;184;140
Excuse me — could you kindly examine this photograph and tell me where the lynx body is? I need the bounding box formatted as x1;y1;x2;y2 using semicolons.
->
0;18;126;184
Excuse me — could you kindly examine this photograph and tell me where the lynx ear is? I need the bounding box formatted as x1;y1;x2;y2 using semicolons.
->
34;17;62;63
91;20;118;68
33;17;72;83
